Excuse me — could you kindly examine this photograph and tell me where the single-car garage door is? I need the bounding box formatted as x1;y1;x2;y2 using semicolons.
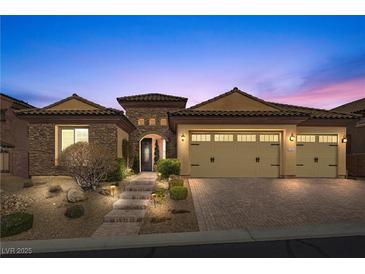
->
296;134;338;178
190;132;280;177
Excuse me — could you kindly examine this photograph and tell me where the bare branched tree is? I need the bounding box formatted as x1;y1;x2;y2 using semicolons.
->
60;142;116;191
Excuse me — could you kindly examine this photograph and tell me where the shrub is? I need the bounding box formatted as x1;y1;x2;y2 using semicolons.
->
154;140;160;163
60;142;116;191
132;156;139;174
23;180;33;188
1;213;33;237
156;159;181;179
122;139;129;160
65;205;85;218
107;158;126;182
48;184;62;193
169;186;188;200
168;175;184;189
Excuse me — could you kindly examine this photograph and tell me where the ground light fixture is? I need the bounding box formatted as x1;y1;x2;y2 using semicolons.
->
289;133;296;141
342;137;348;143
181;133;186;142
110;185;116;197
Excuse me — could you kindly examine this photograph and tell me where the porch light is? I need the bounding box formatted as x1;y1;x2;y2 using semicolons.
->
110;185;116;197
289;133;296;142
342;137;348;143
181;134;186;142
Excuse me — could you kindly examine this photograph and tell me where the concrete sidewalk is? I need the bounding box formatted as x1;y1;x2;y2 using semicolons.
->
1;222;364;255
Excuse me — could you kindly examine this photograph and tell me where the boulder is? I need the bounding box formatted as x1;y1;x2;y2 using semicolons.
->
67;188;87;203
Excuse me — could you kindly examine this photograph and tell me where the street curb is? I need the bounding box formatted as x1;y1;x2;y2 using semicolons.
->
1;223;364;254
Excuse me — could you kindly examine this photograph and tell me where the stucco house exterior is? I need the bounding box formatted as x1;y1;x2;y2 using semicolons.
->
0;93;34;177
332;97;365;177
16;87;359;179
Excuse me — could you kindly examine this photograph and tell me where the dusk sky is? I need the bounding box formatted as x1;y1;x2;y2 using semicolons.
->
1;16;364;109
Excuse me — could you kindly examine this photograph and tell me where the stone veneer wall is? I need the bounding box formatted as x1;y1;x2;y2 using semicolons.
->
125;107;181;164
28;123;118;176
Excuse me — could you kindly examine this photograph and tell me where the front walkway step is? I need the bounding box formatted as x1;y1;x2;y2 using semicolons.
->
104;209;146;223
131;180;155;185
92;223;141;237
126;184;154;192
120;191;152;200
113;199;150;210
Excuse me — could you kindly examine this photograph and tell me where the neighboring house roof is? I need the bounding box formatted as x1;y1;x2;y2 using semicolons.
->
0;92;35;109
331;97;365;115
117;93;188;109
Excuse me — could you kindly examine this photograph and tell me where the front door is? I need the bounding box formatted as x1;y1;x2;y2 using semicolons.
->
141;138;153;171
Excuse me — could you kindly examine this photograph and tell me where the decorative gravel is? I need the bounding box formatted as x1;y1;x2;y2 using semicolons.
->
139;179;199;234
1;177;124;241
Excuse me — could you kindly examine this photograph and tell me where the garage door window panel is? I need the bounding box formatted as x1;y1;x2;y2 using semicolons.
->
214;134;233;142
237;134;256;142
191;134;211;142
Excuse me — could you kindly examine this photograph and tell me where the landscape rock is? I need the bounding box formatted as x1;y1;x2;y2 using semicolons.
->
67;188;87;203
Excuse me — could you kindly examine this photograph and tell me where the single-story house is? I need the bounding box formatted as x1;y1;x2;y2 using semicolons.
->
332;97;365;177
16;87;360;179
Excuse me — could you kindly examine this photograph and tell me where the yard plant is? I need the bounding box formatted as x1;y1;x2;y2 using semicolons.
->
65;205;85;219
1;212;33;237
156;158;181;179
107;158;126;182
60;142;116;191
169;186;188;200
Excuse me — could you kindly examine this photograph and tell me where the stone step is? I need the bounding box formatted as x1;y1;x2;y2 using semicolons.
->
120;191;152;200
126;184;154;192
103;209;146;223
130;180;155;185
92;222;141;237
113;199;150;210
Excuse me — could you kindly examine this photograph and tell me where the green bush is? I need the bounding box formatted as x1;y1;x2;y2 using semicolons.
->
1;213;33;237
23;180;34;188
169;186;188;200
156;159;181;179
48;184;62;193
132;156;139;174
65;205;85;219
107;158;126;182
169;176;184;189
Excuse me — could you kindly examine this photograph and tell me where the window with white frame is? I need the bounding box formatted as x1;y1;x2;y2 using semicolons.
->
214;134;234;142
319;135;337;143
61;128;89;151
297;135;316;143
259;134;279;142
237;134;256;142
191;134;211;142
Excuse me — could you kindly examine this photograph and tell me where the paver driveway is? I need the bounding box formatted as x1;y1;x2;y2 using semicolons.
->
189;178;365;231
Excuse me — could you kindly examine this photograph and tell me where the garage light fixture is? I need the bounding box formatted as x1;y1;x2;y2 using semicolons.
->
181;134;186;142
342;137;348;143
289;133;296;142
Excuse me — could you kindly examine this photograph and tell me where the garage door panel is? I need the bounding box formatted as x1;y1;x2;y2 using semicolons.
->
235;142;258;177
211;142;237;177
190;142;212;177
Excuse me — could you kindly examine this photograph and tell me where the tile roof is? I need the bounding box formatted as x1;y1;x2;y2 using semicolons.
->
331;97;365;114
16;108;124;116
0;93;35;109
117;93;188;103
43;93;107;110
169;109;307;117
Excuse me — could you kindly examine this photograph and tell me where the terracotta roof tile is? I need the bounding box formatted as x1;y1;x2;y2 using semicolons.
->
331;97;365;114
117;93;187;103
169;109;308;117
16;108;124;116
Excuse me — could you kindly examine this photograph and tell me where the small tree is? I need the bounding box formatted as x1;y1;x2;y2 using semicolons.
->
60;142;116;191
154;140;160;164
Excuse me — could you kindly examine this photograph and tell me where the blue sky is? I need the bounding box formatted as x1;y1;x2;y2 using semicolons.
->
1;16;364;109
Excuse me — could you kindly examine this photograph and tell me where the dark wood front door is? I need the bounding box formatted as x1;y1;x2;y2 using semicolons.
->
141;138;153;171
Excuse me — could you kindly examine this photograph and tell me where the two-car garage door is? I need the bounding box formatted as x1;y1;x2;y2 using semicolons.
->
190;132;281;177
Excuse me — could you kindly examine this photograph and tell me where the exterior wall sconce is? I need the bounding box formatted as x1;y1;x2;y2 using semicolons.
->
289;133;296;142
181;134;186;142
342;137;348;143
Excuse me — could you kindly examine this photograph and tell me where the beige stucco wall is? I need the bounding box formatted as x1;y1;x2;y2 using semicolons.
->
195;92;278;111
177;124;346;177
48;98;98;110
297;126;347;177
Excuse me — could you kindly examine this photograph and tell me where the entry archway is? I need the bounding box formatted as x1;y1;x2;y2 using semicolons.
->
139;133;166;172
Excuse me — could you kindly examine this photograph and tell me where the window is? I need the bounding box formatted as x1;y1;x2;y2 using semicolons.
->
137;118;145;126
214;134;233;142
319;135;337;143
61;128;89;151
237;134;256;142
191;134;211;142
259;134;279;142
149;118;156;126
160;118;168;126
297;135;315;143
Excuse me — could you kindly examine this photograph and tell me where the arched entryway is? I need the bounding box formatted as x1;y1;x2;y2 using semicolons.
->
139;133;166;172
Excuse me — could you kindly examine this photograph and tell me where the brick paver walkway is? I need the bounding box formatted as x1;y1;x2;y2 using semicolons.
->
189;178;365;231
92;172;156;237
